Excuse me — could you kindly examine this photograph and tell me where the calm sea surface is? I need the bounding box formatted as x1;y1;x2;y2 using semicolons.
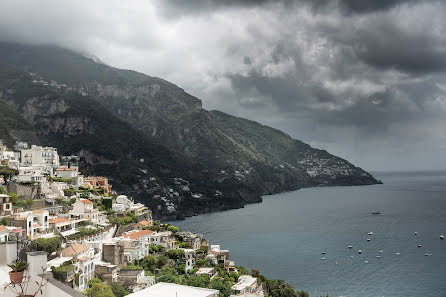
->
167;172;446;297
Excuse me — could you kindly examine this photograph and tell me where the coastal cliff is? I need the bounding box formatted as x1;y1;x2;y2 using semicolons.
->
0;43;381;219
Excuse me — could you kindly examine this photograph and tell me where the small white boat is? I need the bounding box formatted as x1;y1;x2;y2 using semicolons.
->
364;260;368;264
321;251;326;255
376;256;380;259
358;249;362;254
367;238;371;241
348;245;353;249
320;257;326;260
372;211;381;215
379;250;384;253
414;232;418;236
368;232;374;235
425;253;431;256
440;235;444;240
417;244;422;248
395;252;400;255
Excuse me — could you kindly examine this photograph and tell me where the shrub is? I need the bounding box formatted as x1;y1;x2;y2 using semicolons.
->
165;249;184;260
31;237;62;254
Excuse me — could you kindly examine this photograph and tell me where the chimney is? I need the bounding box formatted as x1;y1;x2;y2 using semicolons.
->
27;251;48;276
0;241;17;265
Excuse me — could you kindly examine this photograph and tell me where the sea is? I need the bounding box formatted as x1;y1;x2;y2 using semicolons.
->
167;172;446;297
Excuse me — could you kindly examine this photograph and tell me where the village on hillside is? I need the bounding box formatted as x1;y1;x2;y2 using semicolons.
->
0;140;304;297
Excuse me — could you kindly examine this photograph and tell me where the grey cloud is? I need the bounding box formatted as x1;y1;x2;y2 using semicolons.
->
0;0;445;170
352;20;446;74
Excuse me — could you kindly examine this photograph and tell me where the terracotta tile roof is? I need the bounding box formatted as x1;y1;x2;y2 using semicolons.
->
0;225;8;232
33;209;47;214
61;243;89;257
49;217;68;224
80;199;93;204
33;223;40;227
123;229;153;240
138;220;150;226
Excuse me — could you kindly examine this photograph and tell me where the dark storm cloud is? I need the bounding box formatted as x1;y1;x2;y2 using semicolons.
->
0;0;445;170
353;19;446;74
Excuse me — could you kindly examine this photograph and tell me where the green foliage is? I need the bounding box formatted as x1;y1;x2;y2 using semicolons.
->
167;225;179;233
23;199;33;208
177;242;191;249
51;263;74;281
122;263;143;270
210;278;233;297
0;217;8;225
196;259;208;267
165;249;184;260
177;263;186;274
67;227;102;240
84;278;114;297
48;176;72;183
8;261;28;272
64;188;77;197
0;166;18;182
31;237;62;254
185;274;211;288
145;224;161;232
101;198;112;210
0;186;4;194
109;215;135;226
141;255;156;271
265;279;309;297
156;255;168;268
156;266;183;284
110;282;129;297
149;244;163;254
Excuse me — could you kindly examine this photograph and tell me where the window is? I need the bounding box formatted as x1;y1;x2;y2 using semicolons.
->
6;204;10;209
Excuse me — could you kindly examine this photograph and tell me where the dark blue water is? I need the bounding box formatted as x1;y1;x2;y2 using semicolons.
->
168;173;446;297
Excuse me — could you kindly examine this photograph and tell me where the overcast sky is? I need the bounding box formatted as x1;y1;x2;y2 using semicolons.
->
1;0;445;171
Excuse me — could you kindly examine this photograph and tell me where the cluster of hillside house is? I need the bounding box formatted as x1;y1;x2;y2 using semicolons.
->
0;141;264;297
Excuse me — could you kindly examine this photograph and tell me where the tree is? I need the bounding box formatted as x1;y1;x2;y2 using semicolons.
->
156;255;168;268
84;278;114;297
167;225;179;233
23;199;33;209
210;278;233;297
0;166;18;183
110;282;129;297
165;249;184;260
141;255;156;271
185;274;210;288
31;237;62;254
0;217;8;226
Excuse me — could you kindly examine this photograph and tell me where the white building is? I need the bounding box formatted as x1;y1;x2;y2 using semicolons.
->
0;146;20;169
60;243;95;291
231;275;264;297
69;199;107;225
121;230;154;262
10;209;50;238
54;166;84;189
126;282;219;297
21;145;59;169
112;195;148;216
148;231;176;250
16;166;47;183
182;249;196;272
0;225;9;242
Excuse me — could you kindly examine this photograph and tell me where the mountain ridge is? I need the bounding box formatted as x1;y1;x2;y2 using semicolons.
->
0;42;381;219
